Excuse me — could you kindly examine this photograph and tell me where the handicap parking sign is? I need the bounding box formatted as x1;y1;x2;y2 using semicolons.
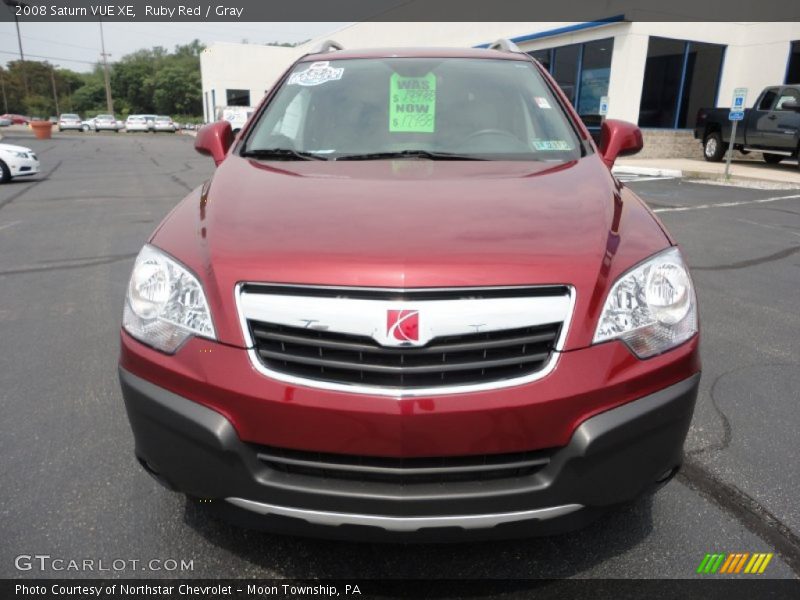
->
729;88;748;121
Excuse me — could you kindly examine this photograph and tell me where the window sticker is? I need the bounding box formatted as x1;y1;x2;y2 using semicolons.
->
389;73;436;133
287;61;344;86
532;140;572;151
534;97;552;109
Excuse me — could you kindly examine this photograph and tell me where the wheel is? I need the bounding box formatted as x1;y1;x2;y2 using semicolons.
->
703;132;725;162
58;127;63;132
763;154;783;164
0;160;11;184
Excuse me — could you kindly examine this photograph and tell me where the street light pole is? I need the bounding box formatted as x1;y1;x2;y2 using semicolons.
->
3;0;29;96
98;20;114;114
0;69;8;114
50;64;60;116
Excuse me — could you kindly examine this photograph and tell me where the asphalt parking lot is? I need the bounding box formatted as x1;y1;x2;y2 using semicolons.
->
1;131;798;580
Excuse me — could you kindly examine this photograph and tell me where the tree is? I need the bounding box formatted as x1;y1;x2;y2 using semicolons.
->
110;40;204;116
0;39;206;118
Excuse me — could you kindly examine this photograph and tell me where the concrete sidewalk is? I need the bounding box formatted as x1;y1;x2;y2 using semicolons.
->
615;156;800;186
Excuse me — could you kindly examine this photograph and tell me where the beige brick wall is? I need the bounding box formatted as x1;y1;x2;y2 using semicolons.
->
638;130;699;159
637;129;758;161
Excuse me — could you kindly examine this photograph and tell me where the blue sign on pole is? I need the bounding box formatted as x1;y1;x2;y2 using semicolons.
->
729;87;748;121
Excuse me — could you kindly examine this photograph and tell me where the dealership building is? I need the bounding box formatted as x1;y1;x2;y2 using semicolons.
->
200;20;800;156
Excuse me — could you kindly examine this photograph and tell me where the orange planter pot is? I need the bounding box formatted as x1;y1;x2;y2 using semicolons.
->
30;121;53;140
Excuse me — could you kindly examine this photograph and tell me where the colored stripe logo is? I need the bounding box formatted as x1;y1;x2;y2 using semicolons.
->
697;552;773;574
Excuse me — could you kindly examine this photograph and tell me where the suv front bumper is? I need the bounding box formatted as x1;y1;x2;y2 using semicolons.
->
119;367;699;541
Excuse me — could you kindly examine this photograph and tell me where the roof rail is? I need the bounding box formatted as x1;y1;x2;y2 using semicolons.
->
309;40;344;54
488;39;522;53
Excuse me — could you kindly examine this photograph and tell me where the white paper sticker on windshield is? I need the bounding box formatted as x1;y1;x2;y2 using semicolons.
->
288;62;344;86
534;97;552;109
532;140;571;151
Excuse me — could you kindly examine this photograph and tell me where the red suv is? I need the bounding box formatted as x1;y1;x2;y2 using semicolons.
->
119;42;700;541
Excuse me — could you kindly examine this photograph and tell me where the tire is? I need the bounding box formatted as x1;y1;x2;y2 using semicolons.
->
703;132;725;162
762;154;783;165
0;160;11;184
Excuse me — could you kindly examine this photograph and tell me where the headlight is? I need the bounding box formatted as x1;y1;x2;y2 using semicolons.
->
13;151;29;158
123;245;215;353
593;247;697;358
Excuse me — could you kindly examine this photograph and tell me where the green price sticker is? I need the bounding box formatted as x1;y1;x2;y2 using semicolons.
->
389;73;436;133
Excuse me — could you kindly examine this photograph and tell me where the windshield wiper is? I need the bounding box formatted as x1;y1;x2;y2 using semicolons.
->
241;148;328;161
334;150;486;161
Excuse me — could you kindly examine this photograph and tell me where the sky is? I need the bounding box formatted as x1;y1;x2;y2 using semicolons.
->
0;22;351;72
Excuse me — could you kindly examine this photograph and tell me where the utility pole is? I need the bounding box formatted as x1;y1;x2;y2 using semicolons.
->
50;64;60;116
98;20;114;114
0;69;8;114
3;1;29;96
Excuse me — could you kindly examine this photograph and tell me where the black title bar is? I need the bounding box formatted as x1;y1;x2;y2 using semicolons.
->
1;0;799;22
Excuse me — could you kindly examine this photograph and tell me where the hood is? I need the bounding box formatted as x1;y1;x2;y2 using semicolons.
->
0;143;34;154
152;154;671;349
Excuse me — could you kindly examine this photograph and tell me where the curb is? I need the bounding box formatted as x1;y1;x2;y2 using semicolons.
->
681;168;800;186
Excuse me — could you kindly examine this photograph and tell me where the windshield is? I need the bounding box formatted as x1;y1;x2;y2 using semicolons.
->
61;114;79;119
243;58;583;161
97;115;113;120
156;117;171;122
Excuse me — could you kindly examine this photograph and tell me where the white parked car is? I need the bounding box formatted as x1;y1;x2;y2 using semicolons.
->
153;116;177;132
94;114;120;132
141;114;158;131
58;113;83;132
0;143;40;183
125;115;150;132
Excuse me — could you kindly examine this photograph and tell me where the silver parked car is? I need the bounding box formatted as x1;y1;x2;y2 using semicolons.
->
94;114;120;132
125;115;150;133
153;116;177;133
58;113;83;132
142;114;158;132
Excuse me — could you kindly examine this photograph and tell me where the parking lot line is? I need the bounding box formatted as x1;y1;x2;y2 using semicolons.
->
653;193;800;214
0;220;21;231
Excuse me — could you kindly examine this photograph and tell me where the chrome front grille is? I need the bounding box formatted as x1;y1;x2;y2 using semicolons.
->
237;284;574;396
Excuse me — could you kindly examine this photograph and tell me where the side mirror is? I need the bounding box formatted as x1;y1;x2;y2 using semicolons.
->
195;121;233;166
599;119;643;168
779;100;800;111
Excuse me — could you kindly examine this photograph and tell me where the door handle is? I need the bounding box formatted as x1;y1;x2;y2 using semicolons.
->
767;114;777;120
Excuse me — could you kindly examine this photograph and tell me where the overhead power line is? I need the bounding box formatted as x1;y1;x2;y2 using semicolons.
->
0;49;102;66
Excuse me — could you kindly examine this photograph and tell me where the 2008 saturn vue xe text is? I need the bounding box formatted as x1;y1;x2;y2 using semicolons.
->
118;41;700;541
